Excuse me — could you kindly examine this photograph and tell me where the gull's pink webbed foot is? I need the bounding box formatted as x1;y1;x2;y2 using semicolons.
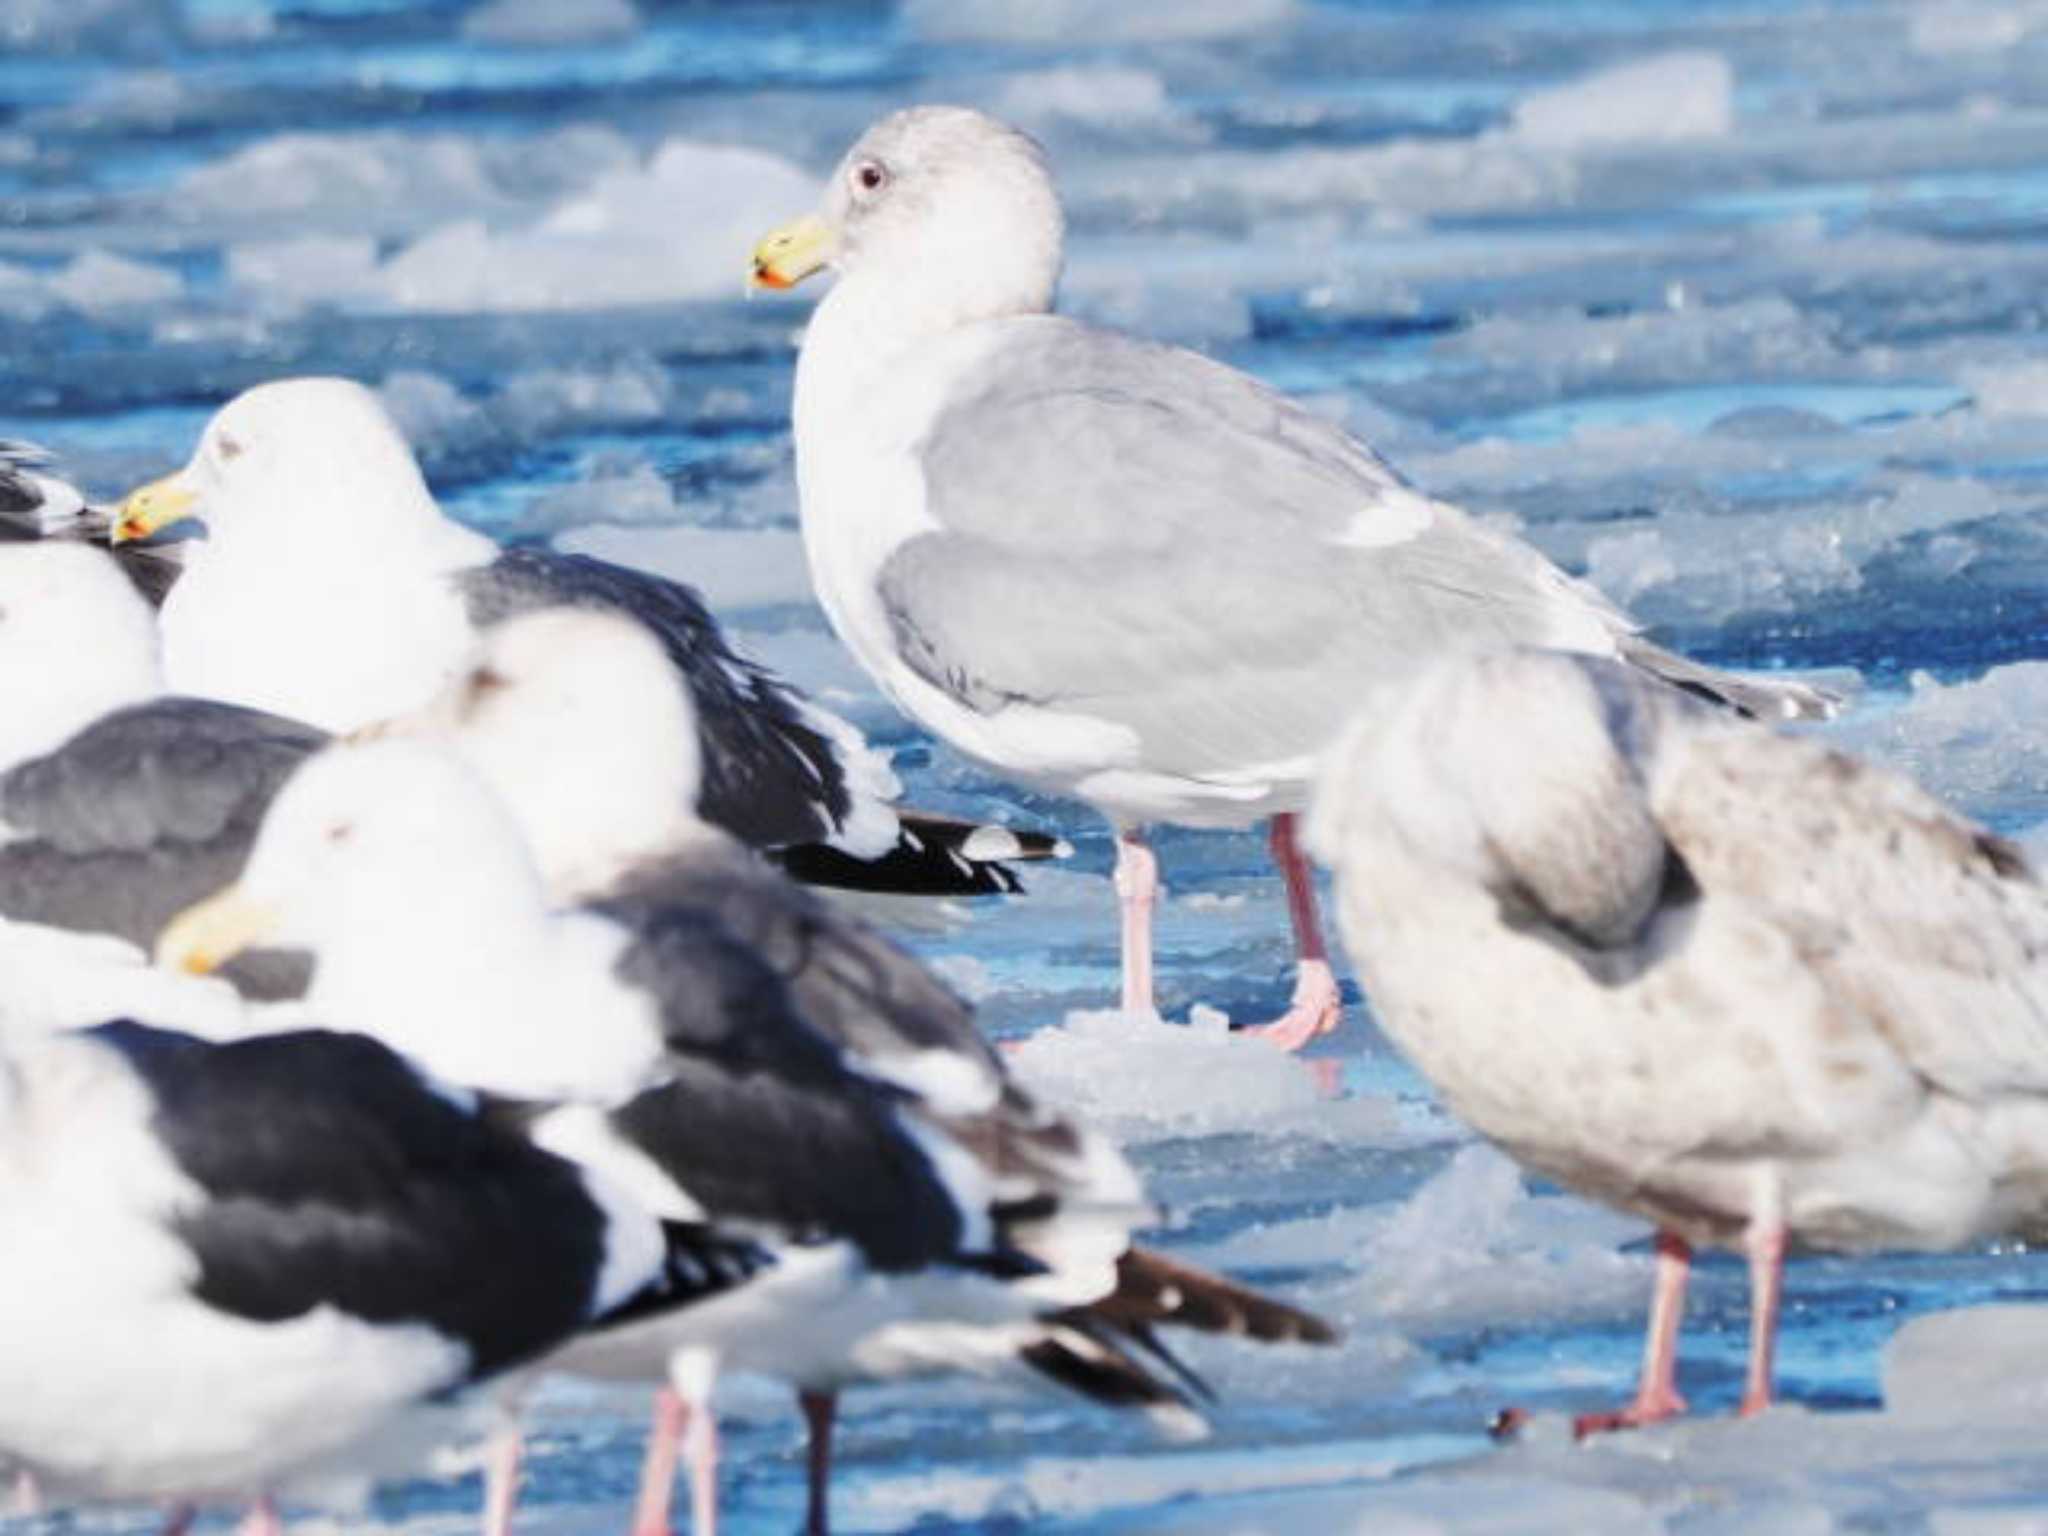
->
1243;957;1343;1052
1243;814;1344;1051
1574;1231;1693;1440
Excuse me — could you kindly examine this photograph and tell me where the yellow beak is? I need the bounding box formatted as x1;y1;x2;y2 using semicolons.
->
111;472;198;545
749;214;836;291
154;886;282;976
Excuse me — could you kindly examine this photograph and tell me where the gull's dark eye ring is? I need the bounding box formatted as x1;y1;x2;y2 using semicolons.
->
853;159;887;194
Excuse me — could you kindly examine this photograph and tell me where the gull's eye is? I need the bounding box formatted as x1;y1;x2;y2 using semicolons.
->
851;159;888;195
326;821;355;846
467;664;512;705
216;433;244;463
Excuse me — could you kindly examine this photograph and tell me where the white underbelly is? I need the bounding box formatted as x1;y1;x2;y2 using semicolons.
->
161;562;474;733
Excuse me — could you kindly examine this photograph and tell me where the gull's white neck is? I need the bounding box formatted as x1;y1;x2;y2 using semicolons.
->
793;264;1048;433
306;905;660;1103
161;499;498;732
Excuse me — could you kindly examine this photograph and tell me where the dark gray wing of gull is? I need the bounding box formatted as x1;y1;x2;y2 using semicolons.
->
82;1021;660;1382
580;885;976;1273
0;698;327;999
457;545;1067;896
0;440;184;606
604;842;1335;1360
587;860;1238;1415
880;317;1828;787
457;547;872;851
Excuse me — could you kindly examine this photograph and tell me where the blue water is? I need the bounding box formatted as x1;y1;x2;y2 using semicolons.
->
7;0;2048;1529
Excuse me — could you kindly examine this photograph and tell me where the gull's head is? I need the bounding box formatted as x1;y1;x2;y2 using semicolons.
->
0;543;160;770
751;105;1064;326
155;737;545;979
363;607;704;897
113;377;437;550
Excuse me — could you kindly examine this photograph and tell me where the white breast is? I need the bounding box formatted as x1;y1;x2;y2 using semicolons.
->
161;547;480;733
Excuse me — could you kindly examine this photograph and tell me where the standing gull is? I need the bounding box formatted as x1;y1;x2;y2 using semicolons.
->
108;378;1061;899
1310;648;2048;1431
0;1019;668;1529
749;105;1833;1048
159;621;1336;1535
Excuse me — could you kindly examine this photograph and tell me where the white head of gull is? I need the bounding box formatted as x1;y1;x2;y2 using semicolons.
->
367;607;706;903
0;543;159;776
750;105;1837;1050
157;737;663;1104
112;377;495;733
1310;646;2048;1434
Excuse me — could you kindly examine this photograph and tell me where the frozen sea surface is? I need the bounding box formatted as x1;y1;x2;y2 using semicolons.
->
7;0;2048;1530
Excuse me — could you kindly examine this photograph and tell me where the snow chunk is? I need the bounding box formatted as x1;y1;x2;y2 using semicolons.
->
178;132;501;223
992;68;1177;129
462;0;638;46
1828;663;2048;824
903;0;1293;44
1884;1305;2048;1424
525;463;676;536
378;370;493;462
175;126;640;238
226;235;379;309
1962;360;2048;419
497;358;668;436
1007;1009;1403;1144
377;141;816;313
555;522;814;612
1586;471;2002;625
1314;1145;1649;1331
1513;51;1735;150
45;249;180;314
1909;2;2042;55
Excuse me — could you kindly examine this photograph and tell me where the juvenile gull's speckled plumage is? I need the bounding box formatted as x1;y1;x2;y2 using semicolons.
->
754;105;1835;1048
1310;648;2048;1431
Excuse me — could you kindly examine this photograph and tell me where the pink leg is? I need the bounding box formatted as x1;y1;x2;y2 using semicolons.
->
631;1387;686;1536
481;1421;523;1536
159;1503;195;1536
11;1470;44;1519
1575;1231;1692;1437
798;1390;836;1536
1113;830;1159;1018
1244;813;1343;1051
679;1392;718;1536
235;1497;282;1536
1740;1220;1786;1416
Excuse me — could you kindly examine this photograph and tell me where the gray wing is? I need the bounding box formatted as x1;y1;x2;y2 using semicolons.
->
0;698;326;995
605;842;1104;1210
605;838;1001;1074
882;318;1622;778
457;548;861;850
588;865;978;1271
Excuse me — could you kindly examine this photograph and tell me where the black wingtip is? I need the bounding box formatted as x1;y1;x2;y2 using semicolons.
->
1020;1314;1208;1419
768;811;1072;898
1089;1246;1341;1346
